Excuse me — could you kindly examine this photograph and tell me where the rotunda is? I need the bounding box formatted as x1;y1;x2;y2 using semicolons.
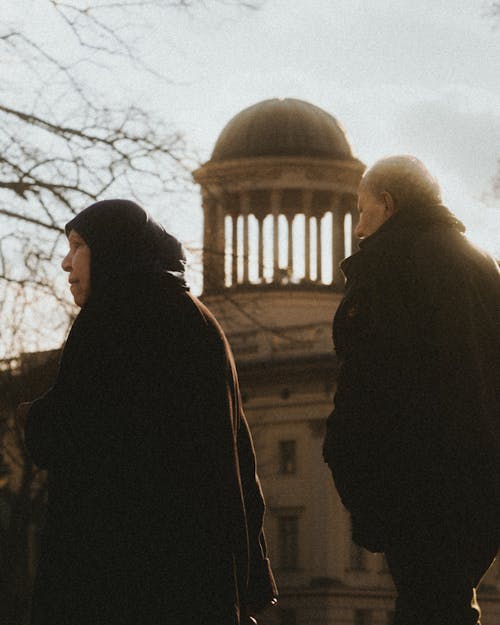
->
193;97;364;294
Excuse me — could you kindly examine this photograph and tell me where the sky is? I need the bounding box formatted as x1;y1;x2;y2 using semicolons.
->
125;0;500;260
0;0;499;355
2;0;500;310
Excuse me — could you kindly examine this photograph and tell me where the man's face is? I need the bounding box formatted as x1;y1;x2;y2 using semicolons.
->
355;189;394;239
61;230;91;307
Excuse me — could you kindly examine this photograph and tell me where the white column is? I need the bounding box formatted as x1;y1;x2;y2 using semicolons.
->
241;192;250;284
231;213;238;286
287;215;294;279
316;215;322;283
303;190;313;281
258;216;264;282
271;190;281;282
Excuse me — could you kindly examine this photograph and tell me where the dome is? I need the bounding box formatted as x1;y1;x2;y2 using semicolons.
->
210;98;353;162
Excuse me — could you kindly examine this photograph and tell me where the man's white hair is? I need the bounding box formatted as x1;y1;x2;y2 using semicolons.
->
360;155;442;211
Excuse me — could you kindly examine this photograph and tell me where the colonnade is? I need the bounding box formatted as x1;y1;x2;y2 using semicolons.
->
210;189;358;288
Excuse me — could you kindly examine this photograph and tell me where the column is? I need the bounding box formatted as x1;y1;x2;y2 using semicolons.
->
258;216;264;282
331;195;345;288
271;190;281;282
287;214;294;280
316;214;322;283
216;200;225;283
202;193;225;293
349;196;359;255
241;192;250;284
231;213;238;286
303;190;313;281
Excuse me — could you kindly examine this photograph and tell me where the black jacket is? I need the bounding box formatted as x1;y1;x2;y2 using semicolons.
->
323;205;500;552
25;278;277;625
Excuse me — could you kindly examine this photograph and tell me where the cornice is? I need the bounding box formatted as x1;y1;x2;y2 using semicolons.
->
193;156;365;192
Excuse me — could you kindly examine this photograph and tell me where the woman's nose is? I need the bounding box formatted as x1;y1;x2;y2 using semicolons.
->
61;252;71;272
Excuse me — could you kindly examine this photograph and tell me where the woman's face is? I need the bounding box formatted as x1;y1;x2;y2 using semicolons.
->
61;230;91;307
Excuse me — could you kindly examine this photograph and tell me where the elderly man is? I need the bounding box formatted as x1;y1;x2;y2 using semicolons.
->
323;155;500;625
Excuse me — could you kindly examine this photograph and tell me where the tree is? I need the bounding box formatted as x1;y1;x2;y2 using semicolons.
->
0;0;261;356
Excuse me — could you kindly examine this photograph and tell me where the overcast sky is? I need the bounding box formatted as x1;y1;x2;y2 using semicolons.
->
2;0;499;353
125;0;500;259
7;0;500;259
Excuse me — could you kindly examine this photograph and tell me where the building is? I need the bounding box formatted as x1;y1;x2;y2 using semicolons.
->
193;98;500;625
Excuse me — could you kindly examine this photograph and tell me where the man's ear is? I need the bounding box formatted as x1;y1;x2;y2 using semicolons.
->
380;191;395;217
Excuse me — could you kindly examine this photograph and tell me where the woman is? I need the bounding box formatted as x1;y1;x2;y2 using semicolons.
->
23;199;277;625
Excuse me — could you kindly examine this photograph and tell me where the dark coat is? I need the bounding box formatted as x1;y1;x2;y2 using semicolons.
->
25;200;276;625
323;204;500;552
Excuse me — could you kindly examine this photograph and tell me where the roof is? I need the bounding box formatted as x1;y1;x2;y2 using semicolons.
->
210;98;354;162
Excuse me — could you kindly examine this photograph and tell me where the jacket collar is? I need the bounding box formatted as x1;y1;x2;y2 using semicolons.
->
340;203;465;280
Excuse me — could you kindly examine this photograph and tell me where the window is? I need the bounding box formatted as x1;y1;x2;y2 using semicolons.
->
354;609;372;625
279;515;299;570
279;440;297;474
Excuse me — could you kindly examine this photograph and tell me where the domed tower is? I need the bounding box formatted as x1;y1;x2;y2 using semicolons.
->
193;98;365;368
194;101;399;625
194;97;364;295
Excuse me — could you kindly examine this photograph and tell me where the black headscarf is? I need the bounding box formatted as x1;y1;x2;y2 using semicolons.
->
65;199;188;295
60;199;188;379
